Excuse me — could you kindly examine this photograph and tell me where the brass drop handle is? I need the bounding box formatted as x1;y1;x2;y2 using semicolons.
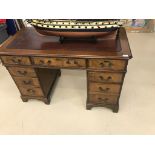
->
39;60;44;64
99;76;112;81
27;89;35;94
98;97;109;102
99;60;113;68
47;60;52;65
17;70;27;76
66;60;71;64
11;58;22;64
98;87;110;92
23;80;32;85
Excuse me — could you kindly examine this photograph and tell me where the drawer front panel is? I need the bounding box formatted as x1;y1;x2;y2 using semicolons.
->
33;57;86;68
7;67;37;77
63;58;86;68
88;59;126;70
1;56;31;65
33;57;63;67
89;83;121;94
88;72;123;83
19;87;43;97
89;94;118;104
14;77;40;87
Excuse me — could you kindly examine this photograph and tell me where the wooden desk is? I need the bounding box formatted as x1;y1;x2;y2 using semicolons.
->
0;27;132;112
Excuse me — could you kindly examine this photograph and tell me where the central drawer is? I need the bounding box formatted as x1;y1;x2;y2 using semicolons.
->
33;57;62;67
89;83;121;94
63;58;86;68
32;57;86;68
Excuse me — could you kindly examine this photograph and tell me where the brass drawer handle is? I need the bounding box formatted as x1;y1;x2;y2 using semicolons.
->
23;80;32;85
66;59;79;65
11;58;22;64
47;60;52;65
39;60;51;65
98;87;110;92
98;97;109;102
66;60;71;64
17;70;27;76
27;89;35;94
39;60;44;64
99;76;112;81
99;60;113;68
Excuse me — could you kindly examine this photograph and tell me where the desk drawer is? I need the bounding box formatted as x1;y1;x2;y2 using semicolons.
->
88;59;126;70
33;57;86;68
14;77;40;87
7;67;37;77
1;56;31;65
89;83;121;94
63;58;86;68
88;72;123;83
89;94;118;104
19;87;43;97
33;57;63;67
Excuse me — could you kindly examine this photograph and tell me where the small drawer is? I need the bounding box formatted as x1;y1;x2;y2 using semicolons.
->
13;77;40;87
33;57;63;67
63;58;86;68
89;83;121;94
88;59;126;70
1;56;31;65
7;67;37;77
89;94;118;104
19;87;43;97
88;72;123;83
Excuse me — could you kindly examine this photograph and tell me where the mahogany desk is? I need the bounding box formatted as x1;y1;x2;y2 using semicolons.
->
0;27;132;113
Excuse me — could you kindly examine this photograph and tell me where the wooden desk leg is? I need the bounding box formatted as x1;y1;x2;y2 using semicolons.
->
86;104;93;110
112;103;119;113
43;97;51;105
86;101;119;113
21;97;28;102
